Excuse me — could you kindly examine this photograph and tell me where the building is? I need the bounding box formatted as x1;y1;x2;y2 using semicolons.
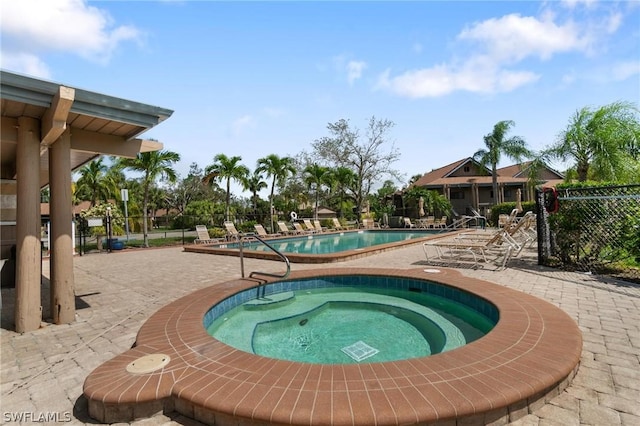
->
0;70;173;332
412;157;564;216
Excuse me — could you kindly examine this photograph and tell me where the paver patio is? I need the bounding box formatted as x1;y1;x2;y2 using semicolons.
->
1;243;638;425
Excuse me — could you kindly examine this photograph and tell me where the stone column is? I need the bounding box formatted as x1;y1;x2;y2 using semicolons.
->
49;128;75;324
15;117;42;332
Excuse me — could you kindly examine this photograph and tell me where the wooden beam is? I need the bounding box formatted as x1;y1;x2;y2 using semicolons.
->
41;86;75;149
69;127;163;158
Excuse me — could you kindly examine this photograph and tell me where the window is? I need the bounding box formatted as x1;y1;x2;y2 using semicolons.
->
450;191;465;200
463;166;470;172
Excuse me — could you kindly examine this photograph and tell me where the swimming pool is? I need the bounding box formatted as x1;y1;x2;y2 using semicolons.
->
185;229;445;263
84;268;582;425
206;280;496;364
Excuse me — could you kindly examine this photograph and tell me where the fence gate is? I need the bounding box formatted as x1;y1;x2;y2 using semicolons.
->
536;184;640;272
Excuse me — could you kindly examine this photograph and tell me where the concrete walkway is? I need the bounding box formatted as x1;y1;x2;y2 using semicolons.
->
1;243;639;425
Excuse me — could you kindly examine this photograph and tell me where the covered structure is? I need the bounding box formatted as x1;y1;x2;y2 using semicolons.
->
411;157;564;217
1;70;173;332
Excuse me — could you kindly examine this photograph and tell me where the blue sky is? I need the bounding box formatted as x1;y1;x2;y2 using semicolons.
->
2;0;639;196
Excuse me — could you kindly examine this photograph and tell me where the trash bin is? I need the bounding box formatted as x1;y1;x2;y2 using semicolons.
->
107;238;125;250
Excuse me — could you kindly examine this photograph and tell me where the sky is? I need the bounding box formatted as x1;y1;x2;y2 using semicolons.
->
2;0;639;197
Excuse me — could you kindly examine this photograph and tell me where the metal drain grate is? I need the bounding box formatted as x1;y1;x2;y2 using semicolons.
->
341;341;379;362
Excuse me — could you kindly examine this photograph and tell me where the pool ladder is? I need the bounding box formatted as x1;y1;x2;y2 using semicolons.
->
237;234;291;281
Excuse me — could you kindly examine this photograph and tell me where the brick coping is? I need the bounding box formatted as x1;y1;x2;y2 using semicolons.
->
183;229;453;263
83;267;582;425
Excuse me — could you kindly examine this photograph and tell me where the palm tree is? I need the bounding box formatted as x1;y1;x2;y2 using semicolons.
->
546;101;640;182
303;164;331;220
242;170;267;217
118;150;180;247
256;154;296;231
473;120;531;205
75;157;111;206
204;154;249;222
330;166;357;218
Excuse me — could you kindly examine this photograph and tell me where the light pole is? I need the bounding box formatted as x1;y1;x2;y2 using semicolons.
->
121;188;129;241
106;206;112;253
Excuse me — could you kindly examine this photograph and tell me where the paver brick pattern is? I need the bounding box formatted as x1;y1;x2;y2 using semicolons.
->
1;244;639;425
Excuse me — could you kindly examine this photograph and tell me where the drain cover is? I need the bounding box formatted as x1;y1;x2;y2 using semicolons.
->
341;341;379;362
126;354;171;374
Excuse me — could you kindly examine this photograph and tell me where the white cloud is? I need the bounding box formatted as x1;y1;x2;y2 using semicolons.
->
560;0;598;10
458;13;588;62
0;0;142;73
375;58;539;98
611;61;640;81
0;52;52;79
375;5;628;99
331;55;367;85
346;61;367;85
231;115;254;136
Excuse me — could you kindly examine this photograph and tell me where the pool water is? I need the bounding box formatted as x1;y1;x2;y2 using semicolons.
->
223;230;437;254
207;286;494;364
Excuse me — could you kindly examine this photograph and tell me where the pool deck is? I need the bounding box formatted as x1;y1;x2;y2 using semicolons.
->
1;242;639;425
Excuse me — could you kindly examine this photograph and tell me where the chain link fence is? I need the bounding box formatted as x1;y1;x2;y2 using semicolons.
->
536;184;640;272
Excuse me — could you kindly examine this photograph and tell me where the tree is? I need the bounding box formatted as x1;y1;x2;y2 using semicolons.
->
204;154;249;222
256;154;296;231
303;164;331;220
75;157;112;206
408;174;423;187
166;163;213;218
473;120;530;204
242;170;267;216
546;101;640;182
312;116;400;220
118;150;180;247
329;166;357;218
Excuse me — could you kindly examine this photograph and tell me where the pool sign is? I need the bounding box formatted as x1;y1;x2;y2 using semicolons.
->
87;217;103;227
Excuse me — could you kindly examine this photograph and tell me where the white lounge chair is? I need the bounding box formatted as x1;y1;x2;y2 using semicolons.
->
331;217;354;230
302;219;320;233
224;221;256;241
254;224;280;238
313;220;326;233
403;217;416;228
194;225;219;244
293;222;314;234
277;221;297;235
423;230;514;270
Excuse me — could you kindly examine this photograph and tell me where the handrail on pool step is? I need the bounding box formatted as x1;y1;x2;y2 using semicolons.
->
236;233;291;281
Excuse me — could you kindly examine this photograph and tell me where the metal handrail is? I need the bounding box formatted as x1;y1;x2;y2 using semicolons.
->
236;233;290;280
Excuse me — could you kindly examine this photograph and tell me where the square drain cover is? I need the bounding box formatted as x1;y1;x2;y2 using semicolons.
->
341;341;379;362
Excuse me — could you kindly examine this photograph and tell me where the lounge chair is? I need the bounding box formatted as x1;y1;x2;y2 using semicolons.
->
254;224;280;238
403;217;416;228
302;219;320;233
293;222;314;234
331;217;353;230
456;211;535;255
434;216;448;229
417;216;435;228
360;218;381;229
223;221;256;241
422;230;514;270
313;220;327;233
277;221;297;235
194;225;220;244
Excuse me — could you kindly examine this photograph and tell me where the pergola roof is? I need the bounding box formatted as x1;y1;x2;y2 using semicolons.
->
1;70;173;186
